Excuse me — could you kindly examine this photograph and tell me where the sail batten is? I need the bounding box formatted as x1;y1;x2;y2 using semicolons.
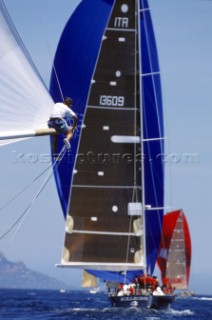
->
87;106;138;110
107;27;136;32
141;72;160;78
111;135;140;143
72;185;142;189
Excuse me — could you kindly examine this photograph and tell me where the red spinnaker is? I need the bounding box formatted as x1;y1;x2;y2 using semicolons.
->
157;210;191;289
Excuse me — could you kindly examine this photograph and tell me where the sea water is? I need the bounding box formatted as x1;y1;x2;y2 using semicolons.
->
0;289;211;320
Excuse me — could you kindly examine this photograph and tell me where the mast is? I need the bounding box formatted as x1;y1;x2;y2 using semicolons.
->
137;0;146;274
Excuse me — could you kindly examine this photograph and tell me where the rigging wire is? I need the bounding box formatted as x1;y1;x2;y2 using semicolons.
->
0;1;67;241
0;0;67;241
0;163;53;214
0;146;67;241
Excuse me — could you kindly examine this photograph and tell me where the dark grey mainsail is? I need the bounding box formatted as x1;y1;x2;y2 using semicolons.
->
62;0;143;270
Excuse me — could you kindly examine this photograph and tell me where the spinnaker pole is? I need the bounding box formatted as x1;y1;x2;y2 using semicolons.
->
0;128;57;141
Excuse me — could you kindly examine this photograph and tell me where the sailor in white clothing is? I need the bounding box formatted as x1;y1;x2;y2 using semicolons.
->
48;97;78;158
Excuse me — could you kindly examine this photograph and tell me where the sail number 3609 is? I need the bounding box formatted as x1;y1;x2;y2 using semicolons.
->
99;95;125;107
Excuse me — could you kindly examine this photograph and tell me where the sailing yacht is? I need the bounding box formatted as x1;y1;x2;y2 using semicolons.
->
0;0;191;309
50;0;174;309
157;210;192;297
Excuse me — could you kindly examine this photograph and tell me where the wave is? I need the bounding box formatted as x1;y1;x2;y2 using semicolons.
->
163;308;194;316
194;297;212;301
142;317;160;320
55;307;112;315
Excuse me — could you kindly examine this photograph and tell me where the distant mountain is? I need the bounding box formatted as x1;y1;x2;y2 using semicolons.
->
0;252;68;290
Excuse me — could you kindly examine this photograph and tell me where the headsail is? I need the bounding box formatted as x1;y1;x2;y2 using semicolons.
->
157;210;192;290
51;0;164;278
0;0;53;146
82;270;98;288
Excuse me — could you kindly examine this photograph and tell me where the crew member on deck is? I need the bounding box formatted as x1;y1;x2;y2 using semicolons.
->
47;97;78;158
151;276;159;291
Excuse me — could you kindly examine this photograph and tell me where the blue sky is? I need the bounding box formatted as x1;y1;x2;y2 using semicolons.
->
0;0;212;294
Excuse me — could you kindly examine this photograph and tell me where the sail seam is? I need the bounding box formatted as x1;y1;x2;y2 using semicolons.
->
107;28;135;32
139;8;150;13
72;185;142;189
87;105;138;111
145;206;170;211
141;71;160;77
142;137;167;141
